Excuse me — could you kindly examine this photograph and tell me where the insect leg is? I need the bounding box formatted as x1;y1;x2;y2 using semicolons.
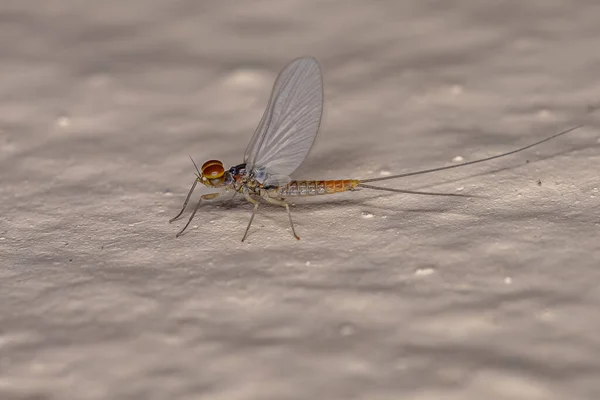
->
170;179;198;223
262;192;300;240
226;191;238;205
241;192;259;242
175;192;220;237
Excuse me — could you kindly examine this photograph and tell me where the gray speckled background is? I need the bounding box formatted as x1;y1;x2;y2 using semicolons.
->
1;1;600;399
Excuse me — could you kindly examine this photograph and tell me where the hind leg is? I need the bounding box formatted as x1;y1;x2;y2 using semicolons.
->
262;192;300;240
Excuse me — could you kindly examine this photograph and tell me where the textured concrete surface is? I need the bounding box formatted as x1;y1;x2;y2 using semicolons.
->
1;1;600;399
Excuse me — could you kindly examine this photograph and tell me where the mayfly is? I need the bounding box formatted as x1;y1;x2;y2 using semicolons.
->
170;56;583;241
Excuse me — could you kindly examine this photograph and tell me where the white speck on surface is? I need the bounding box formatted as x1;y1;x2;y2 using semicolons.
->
361;211;374;219
415;267;435;276
452;156;465;162
305;261;311;267
88;73;111;87
450;84;463;95
537;109;552;119
223;69;265;89
379;170;391;176
539;309;556;322
338;323;356;336
504;277;512;284
56;115;70;127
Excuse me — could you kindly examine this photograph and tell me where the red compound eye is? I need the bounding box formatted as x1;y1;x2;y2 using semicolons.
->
201;160;224;179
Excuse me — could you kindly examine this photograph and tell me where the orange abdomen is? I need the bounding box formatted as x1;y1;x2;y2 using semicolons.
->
272;180;360;196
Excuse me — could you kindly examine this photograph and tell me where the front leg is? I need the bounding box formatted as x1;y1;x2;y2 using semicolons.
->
241;192;259;242
175;192;220;237
169;179;198;223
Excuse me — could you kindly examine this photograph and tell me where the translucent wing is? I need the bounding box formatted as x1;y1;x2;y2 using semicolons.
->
243;57;323;183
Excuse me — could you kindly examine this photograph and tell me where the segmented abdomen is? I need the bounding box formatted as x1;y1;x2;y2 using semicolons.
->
271;180;359;196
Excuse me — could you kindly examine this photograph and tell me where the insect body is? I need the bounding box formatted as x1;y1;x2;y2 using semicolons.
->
170;57;584;241
271;180;360;196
